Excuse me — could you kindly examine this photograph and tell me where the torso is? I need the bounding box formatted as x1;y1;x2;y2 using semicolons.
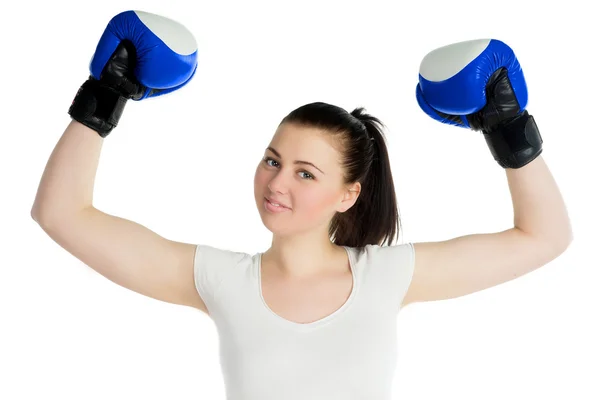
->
259;249;354;325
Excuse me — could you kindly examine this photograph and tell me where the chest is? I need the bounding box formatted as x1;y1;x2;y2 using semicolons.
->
260;272;354;325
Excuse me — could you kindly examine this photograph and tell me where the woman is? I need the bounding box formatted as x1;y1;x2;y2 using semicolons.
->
30;10;572;400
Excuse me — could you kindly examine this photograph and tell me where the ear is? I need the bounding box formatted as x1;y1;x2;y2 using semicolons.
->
337;182;361;213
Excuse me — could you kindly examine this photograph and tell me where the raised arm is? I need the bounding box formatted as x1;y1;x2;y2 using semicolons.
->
30;11;207;313
31;122;205;312
403;39;572;306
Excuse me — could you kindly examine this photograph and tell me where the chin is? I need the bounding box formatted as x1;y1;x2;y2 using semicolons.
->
256;204;292;234
259;217;289;236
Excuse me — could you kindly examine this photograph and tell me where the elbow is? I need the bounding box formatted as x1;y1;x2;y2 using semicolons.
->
31;206;53;227
543;230;573;258
31;199;54;225
558;232;574;254
31;204;65;227
554;223;574;254
32;203;94;228
31;195;52;224
31;204;45;224
520;227;573;258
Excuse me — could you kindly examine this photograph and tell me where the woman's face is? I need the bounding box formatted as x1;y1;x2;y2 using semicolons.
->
253;123;357;236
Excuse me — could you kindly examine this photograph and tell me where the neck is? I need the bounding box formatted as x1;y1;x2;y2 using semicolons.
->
262;232;346;279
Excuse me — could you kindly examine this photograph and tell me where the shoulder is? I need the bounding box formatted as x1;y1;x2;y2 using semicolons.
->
193;244;252;292
351;243;414;264
347;243;416;309
193;244;253;283
345;243;415;278
194;244;250;266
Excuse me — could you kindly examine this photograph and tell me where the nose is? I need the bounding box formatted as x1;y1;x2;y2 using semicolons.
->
267;170;290;195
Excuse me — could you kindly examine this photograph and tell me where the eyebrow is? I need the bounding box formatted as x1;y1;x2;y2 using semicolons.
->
266;147;325;175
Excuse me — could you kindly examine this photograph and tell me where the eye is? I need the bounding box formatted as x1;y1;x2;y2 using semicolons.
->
264;157;278;168
262;157;314;180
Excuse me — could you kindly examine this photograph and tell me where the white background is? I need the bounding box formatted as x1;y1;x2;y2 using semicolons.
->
2;0;598;399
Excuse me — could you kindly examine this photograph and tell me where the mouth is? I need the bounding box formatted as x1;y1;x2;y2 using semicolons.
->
264;197;291;210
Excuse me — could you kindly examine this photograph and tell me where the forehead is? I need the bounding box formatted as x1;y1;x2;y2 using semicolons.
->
270;123;341;160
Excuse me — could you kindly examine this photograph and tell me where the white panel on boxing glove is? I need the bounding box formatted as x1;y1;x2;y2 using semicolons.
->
419;39;492;82
135;11;197;56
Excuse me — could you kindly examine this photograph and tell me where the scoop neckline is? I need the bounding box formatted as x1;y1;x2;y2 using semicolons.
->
257;246;357;331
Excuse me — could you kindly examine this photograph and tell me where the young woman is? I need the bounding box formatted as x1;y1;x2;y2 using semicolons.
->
31;11;572;400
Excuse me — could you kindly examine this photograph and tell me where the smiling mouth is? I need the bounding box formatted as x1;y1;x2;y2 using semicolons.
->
265;198;291;210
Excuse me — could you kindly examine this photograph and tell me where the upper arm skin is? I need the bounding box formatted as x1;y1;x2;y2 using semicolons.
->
402;228;569;306
35;207;209;314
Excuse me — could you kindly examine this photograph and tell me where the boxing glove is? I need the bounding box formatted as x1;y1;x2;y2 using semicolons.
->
415;39;543;169
68;10;198;137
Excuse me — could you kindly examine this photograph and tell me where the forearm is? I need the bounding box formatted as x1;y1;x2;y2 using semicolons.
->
31;120;104;221
506;155;573;250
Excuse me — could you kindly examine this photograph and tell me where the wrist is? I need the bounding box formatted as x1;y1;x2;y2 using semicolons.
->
483;111;544;169
68;77;128;138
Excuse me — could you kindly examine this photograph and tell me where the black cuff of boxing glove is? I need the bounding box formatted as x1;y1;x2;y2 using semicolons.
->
68;77;128;138
483;111;544;169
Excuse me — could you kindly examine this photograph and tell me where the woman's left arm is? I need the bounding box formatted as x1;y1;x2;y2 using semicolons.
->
404;39;574;306
402;155;573;306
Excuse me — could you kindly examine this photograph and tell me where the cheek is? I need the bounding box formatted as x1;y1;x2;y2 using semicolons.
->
297;187;338;217
254;166;268;190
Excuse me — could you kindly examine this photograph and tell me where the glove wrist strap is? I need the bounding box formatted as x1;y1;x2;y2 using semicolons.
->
68;77;128;138
483;111;543;169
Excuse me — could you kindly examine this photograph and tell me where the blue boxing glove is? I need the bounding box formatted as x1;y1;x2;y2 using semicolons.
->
68;10;198;137
416;39;543;169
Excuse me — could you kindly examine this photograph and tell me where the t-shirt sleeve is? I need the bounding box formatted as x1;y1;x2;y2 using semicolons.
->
193;244;247;314
368;242;415;309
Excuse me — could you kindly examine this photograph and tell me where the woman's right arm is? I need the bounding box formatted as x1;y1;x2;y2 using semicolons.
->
31;121;208;313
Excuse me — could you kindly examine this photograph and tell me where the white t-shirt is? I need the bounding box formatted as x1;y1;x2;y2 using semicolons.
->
194;243;415;400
